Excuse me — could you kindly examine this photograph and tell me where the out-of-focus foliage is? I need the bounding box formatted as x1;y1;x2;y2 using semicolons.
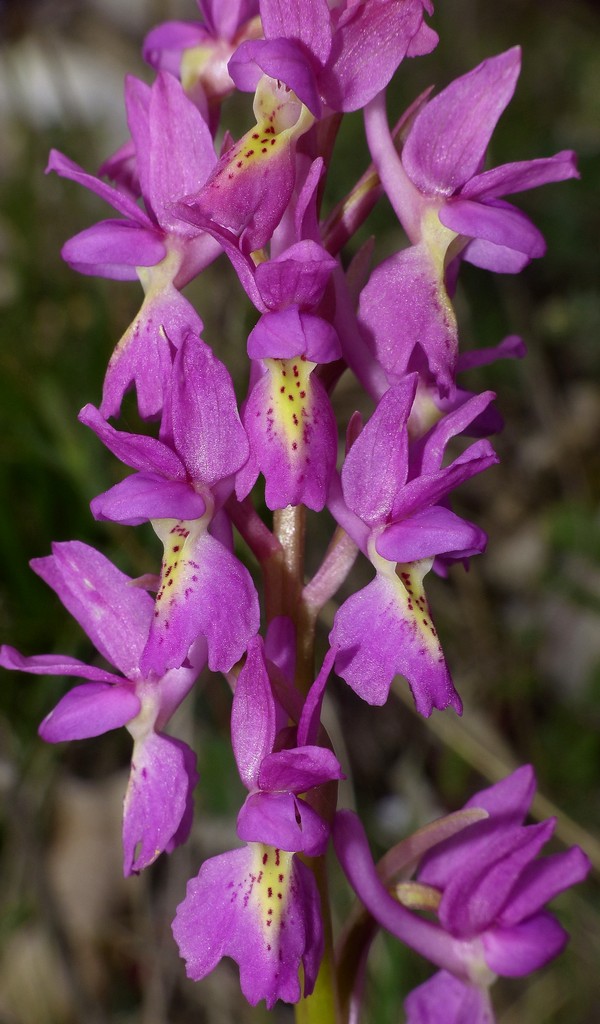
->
0;1;599;1022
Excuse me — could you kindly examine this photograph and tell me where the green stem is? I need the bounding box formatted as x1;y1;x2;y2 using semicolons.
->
272;505;315;692
270;506;340;1024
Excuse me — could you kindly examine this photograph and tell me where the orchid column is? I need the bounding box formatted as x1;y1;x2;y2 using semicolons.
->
0;2;590;1022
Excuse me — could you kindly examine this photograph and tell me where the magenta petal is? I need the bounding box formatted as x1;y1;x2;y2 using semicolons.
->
439;821;555;937
240;362;337;511
123;74;152;207
413;391;496;476
141;527;259;675
321;0;427;112
170;332;249;483
79;403;185;478
91;473;206;526
330;573;461;716
202;0;259;41
297;646;337;746
164;738;200;854
261;0;332;64
247;308;340;362
254;241;337;311
460;236;532;273
231;636;277;790
391;440;498;521
100;285;202;420
237;792;329;856
340;377;416;526
292;312;341;363
440;198;546;259
172;844;323;1007
98;139;139;197
456;334;525;372
0;646;122;685
230;38;322;117
155;661;204;729
483;912;568;977
62;220;165;280
31;541;154;678
406;18;439;59
294;156;323;243
235;438;260;503
465;765;536;822
123;731;199;874
405;971;494;1024
402;48;521;195
46;148;152;226
258;746;344;793
146;72;216;235
264;616;296;686
176;119;297;254
419;767;537;891
359;246;457;392
39;682;140;742
499;847;591;926
461;151;579;200
143;21;209;74
377;507;487;563
431;388;504;441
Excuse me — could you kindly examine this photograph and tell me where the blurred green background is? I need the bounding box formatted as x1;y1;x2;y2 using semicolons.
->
0;1;599;1021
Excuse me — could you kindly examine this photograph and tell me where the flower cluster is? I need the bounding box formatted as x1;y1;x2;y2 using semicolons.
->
334;766;590;1023
1;1;589;1018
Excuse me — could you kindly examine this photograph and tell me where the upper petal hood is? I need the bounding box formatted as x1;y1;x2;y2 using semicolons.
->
31;541;154;679
401;48;521;195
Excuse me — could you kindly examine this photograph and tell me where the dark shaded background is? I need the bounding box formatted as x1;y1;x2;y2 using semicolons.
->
1;1;599;1021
